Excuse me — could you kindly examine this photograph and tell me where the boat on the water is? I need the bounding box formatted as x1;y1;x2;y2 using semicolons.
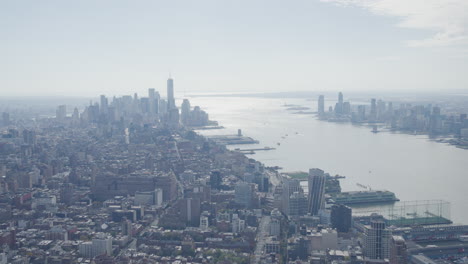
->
332;190;399;205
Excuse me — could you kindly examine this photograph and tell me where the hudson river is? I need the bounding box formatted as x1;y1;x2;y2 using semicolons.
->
189;96;468;224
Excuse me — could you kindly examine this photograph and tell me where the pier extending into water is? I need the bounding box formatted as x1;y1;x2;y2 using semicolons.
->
235;147;276;152
206;134;259;145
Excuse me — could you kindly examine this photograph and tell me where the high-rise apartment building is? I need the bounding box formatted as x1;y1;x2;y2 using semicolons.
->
288;191;308;217
308;168;326;215
335;92;344;115
280;178;302;215
364;220;391;260
318;95;325;116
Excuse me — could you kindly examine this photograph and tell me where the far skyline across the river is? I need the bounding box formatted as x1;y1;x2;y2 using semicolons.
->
1;0;468;96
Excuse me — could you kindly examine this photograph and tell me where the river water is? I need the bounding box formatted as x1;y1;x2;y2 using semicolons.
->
188;96;468;224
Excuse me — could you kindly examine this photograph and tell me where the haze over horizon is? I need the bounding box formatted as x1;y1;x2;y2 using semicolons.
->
2;0;468;97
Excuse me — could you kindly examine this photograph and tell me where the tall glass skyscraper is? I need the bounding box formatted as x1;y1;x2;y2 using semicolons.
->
167;78;175;110
307;168;325;215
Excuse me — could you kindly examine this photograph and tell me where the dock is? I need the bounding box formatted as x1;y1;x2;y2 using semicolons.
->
207;135;259;145
235;147;276;152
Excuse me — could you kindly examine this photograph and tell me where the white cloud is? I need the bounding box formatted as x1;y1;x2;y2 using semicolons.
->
321;0;468;47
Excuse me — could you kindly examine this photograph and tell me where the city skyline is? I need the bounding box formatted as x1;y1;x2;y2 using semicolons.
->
1;1;468;263
1;80;467;263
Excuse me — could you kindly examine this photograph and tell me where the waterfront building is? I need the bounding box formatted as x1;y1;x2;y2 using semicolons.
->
358;105;366;121
308;168;326;215
377;99;386;119
343;101;351;115
388;102;394;115
334;92;344;116
318;95;325;116
370;98;377;120
461;128;468;139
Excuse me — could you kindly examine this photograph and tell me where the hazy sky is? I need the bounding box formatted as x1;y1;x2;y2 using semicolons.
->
1;0;468;97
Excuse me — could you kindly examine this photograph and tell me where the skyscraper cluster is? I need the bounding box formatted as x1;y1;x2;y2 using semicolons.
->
317;92;468;137
58;78;178;128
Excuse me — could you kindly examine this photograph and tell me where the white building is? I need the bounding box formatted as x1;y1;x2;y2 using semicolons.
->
79;233;113;258
365;221;390;260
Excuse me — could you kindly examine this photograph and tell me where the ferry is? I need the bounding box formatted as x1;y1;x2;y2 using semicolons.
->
332;190;399;205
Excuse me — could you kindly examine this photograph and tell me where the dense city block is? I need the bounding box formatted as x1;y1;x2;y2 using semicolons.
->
1;81;467;264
